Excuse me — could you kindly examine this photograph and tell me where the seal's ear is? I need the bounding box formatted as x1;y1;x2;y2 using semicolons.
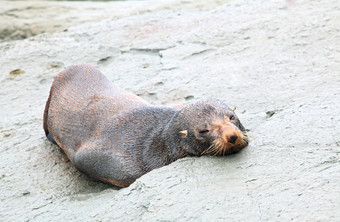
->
231;106;236;111
179;130;188;139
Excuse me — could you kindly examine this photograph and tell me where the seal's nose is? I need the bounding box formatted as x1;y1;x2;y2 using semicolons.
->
228;135;238;144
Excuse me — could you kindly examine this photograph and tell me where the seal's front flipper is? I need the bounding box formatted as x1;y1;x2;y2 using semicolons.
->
73;147;134;187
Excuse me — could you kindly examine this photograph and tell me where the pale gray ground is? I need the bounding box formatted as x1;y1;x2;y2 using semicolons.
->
0;0;339;221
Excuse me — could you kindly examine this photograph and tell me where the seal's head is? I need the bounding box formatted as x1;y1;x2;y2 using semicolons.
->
174;99;248;156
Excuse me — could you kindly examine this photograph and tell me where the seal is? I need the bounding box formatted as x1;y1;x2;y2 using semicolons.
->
43;64;248;187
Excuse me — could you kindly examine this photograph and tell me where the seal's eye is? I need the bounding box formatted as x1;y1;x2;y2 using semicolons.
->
198;129;210;136
229;115;235;121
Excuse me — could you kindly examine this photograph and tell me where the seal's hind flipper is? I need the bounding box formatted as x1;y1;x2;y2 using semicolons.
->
43;86;53;138
43;81;58;146
47;133;57;145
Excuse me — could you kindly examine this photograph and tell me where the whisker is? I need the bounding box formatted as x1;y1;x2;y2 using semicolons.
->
204;135;248;156
201;144;214;155
213;139;225;156
209;146;218;155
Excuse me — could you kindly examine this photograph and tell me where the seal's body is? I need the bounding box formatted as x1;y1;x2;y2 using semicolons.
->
44;64;248;187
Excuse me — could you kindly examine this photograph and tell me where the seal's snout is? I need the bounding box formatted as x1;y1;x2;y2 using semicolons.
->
227;134;238;144
200;119;248;156
219;124;240;144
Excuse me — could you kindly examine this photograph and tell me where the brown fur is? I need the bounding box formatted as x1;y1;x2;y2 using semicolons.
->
44;64;248;187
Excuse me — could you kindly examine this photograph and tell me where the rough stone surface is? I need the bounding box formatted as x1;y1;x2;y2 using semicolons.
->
1;0;339;221
0;0;229;42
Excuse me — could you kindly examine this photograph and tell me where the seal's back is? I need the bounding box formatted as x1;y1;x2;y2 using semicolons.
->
43;64;148;158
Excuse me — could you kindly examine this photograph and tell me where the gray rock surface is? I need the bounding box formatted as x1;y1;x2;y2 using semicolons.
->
1;0;339;221
0;0;229;42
